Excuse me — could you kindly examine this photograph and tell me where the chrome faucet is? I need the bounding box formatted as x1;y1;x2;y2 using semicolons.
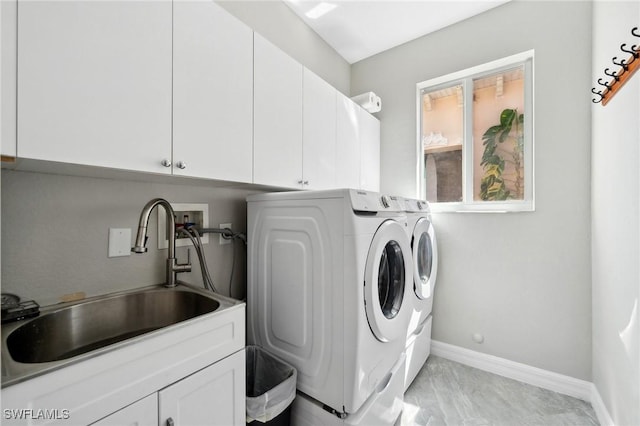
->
132;198;191;287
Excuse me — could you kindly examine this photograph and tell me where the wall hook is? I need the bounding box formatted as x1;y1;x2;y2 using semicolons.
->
632;27;639;38
597;78;613;90
591;87;604;103
612;56;630;71
604;68;621;81
620;44;639;60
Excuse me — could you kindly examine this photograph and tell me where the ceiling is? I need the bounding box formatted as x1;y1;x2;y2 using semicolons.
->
284;0;511;64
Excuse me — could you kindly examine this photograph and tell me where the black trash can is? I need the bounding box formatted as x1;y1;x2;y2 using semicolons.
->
246;346;297;425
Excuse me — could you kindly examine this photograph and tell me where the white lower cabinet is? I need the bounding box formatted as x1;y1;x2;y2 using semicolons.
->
94;350;245;426
159;350;245;426
92;394;158;426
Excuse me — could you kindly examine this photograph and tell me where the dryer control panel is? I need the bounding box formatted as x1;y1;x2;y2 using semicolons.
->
349;190;404;213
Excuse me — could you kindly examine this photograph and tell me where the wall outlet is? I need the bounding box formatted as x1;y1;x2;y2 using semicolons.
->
219;223;232;245
157;203;209;249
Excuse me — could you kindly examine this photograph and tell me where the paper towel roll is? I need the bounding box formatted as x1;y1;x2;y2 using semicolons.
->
351;92;382;113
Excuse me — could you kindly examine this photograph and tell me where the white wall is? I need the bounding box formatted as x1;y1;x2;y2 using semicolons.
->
591;1;640;424
216;0;350;95
352;0;593;380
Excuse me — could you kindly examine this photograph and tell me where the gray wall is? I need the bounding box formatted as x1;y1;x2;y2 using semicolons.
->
351;0;593;380
591;1;640;424
217;0;351;95
1;170;261;306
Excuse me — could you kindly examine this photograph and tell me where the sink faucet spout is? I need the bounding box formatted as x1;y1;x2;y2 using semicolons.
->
132;198;191;287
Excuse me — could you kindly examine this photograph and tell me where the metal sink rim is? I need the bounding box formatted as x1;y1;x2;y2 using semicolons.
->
1;283;242;387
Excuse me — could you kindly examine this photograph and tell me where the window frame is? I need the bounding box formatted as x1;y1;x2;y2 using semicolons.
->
416;50;535;213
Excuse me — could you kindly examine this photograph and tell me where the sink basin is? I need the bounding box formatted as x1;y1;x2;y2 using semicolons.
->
6;287;220;364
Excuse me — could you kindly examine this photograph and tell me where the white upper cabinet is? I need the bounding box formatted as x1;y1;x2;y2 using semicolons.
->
359;109;381;192
17;0;173;173
253;33;303;189
336;93;362;190
173;0;253;182
303;69;337;190
336;92;380;191
1;0;17;158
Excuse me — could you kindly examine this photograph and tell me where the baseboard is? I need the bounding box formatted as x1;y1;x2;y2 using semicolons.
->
590;383;615;426
430;340;592;401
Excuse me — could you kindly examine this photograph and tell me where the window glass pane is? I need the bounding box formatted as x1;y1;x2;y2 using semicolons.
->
421;83;463;203
473;66;525;201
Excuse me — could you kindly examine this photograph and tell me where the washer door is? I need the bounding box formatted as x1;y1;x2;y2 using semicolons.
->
364;220;412;342
412;217;438;300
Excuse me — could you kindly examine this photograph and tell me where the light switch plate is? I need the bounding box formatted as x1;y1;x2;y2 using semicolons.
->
109;228;131;258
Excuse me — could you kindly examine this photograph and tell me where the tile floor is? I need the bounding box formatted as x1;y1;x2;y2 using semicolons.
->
401;356;599;426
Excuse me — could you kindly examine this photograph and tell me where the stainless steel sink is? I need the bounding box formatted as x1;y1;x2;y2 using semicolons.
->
1;284;239;386
7;288;220;364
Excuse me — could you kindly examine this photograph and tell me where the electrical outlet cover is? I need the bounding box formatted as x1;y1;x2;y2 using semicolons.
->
108;228;131;257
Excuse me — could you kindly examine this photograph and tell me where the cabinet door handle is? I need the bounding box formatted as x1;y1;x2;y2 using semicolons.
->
176;161;187;170
161;159;172;168
297;180;310;186
166;418;175;426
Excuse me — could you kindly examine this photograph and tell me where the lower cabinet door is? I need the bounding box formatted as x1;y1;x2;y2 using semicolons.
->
159;349;246;426
91;394;158;426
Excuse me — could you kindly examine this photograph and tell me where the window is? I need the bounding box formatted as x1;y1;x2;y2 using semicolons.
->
417;51;534;212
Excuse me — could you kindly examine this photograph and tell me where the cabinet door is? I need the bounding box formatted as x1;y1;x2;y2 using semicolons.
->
303;68;337;190
159;350;245;426
173;0;253;182
253;33;303;189
91;394;158;426
336;93;361;189
17;0;172;173
1;0;17;158
359;109;380;192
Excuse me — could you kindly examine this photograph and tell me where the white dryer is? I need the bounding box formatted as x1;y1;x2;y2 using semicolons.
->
247;189;413;424
398;197;438;390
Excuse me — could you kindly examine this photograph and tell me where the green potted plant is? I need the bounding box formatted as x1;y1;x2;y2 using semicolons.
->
479;108;524;201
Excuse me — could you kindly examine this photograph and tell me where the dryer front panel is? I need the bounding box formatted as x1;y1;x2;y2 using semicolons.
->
364;220;412;343
411;217;438;301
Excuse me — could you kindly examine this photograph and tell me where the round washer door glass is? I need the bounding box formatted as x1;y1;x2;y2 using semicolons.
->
412;218;438;300
364;220;412;342
378;240;405;319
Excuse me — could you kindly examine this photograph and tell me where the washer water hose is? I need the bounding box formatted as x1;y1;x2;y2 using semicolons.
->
177;226;247;298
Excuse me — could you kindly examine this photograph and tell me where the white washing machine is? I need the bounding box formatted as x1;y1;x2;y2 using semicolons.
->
397;197;438;390
247;189;413;424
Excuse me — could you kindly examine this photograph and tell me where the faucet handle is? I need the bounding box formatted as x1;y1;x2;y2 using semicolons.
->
173;248;192;274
